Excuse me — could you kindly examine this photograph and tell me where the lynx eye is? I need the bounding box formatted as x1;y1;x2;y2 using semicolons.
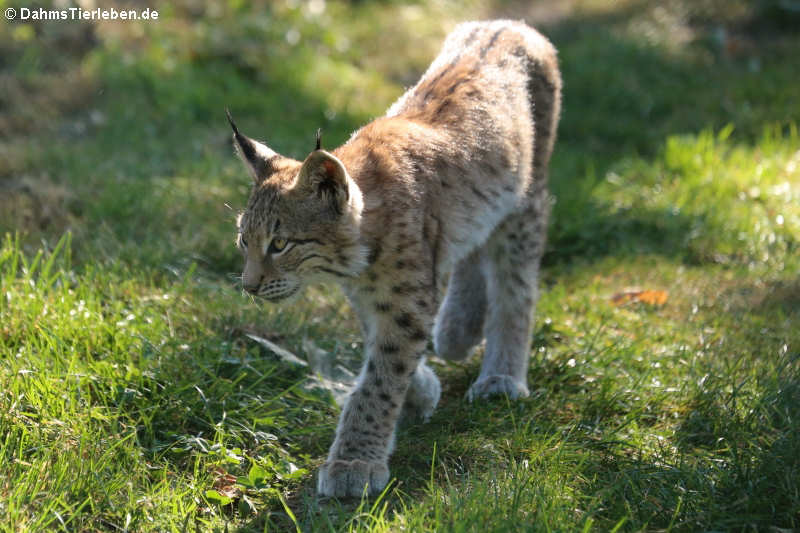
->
270;237;288;254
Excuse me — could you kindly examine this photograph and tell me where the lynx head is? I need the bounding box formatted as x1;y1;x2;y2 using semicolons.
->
228;112;366;302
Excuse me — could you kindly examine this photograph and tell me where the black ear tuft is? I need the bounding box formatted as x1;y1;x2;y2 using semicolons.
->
225;108;239;135
315;128;322;151
226;108;278;183
226;109;256;164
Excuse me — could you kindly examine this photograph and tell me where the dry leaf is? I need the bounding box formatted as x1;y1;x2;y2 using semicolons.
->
611;290;669;306
211;467;242;500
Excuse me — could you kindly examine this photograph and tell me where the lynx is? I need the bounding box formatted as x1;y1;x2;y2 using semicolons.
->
229;20;561;498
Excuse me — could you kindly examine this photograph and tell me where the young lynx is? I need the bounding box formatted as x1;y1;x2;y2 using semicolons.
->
230;20;561;497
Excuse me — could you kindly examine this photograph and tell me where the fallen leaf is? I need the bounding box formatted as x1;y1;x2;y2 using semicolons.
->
210;467;242;501
611;290;669;306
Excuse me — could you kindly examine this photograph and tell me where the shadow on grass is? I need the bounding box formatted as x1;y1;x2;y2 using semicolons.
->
669;353;800;530
381;345;800;531
379;269;800;529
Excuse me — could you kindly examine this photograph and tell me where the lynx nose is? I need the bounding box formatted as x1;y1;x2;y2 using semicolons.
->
243;283;259;295
243;277;262;295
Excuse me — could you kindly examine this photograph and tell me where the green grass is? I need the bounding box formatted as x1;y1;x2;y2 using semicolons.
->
1;0;799;530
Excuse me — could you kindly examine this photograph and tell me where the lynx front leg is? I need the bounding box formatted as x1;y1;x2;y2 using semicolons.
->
318;301;432;498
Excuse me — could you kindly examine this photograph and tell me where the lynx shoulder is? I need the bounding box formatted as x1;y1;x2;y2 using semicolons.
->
229;20;561;498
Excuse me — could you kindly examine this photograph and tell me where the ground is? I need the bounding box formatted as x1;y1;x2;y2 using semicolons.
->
1;0;799;531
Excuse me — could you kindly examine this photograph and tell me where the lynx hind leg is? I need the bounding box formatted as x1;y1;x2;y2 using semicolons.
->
400;359;441;424
468;39;560;400
433;249;488;361
467;202;547;401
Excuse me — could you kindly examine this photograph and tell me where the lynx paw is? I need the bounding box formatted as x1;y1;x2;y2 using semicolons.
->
467;375;529;402
317;459;390;498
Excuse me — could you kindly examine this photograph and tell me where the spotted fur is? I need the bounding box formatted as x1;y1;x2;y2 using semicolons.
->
231;20;561;498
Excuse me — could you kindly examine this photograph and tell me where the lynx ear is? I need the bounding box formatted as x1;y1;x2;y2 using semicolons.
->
296;150;350;215
226;109;278;183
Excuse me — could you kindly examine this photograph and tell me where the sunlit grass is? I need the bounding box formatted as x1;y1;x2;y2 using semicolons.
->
550;124;800;269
